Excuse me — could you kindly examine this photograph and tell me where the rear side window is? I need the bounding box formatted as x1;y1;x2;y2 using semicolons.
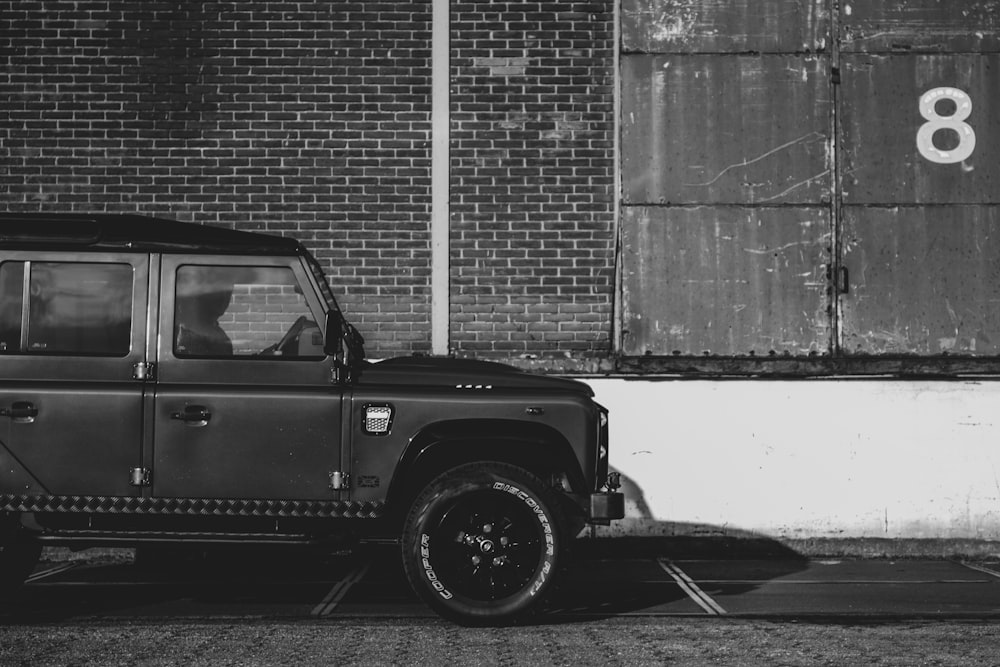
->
0;261;133;356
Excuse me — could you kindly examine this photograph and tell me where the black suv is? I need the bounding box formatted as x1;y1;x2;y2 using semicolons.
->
0;214;623;624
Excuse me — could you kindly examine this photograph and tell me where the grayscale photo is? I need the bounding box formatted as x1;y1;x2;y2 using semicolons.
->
2;1;999;664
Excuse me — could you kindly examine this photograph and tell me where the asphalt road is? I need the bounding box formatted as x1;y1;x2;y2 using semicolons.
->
2;541;1000;665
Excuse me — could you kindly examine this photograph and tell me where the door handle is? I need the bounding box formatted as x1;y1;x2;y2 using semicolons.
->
170;405;212;427
1;401;38;424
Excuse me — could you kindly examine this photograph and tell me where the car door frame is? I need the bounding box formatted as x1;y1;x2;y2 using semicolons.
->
0;250;149;498
151;252;343;501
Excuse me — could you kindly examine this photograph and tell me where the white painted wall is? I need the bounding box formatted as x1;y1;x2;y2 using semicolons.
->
584;378;1000;540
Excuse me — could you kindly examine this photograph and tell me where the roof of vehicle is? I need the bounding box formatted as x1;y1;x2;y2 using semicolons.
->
0;213;305;255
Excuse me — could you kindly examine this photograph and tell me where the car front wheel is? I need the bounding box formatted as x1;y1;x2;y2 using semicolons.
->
401;461;563;625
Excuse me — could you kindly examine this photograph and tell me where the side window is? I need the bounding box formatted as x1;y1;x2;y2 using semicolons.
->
174;265;323;359
0;261;133;356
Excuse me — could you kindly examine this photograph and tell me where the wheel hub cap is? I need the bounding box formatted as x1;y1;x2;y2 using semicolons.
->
431;492;545;601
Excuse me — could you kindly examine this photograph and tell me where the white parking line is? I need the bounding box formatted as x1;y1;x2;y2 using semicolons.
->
958;561;1000;580
311;564;370;617
658;558;726;615
25;562;80;583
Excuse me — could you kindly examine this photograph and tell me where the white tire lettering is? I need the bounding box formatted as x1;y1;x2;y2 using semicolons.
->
419;532;453;600
491;480;556;567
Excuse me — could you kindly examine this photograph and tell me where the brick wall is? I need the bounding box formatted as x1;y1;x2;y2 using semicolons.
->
0;0;433;359
450;1;616;368
1;1;617;368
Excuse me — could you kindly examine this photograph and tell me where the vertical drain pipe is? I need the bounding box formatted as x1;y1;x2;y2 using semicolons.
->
430;0;450;356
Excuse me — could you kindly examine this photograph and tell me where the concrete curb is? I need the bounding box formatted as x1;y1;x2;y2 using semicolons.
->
574;536;1000;560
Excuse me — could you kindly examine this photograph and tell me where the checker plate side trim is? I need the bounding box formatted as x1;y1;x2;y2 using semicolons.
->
0;494;385;519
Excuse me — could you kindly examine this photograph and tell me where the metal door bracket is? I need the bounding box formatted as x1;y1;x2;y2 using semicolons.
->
329;471;350;490
133;362;156;381
129;468;151;487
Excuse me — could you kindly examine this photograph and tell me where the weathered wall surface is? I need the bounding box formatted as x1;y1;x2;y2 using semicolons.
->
620;0;835;358
839;1;1000;357
0;1;434;359
612;0;1000;542
449;1;616;359
621;0;1000;367
589;377;1000;540
0;2;618;364
622;206;830;356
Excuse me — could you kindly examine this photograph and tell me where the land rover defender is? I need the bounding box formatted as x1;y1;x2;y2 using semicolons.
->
0;214;623;624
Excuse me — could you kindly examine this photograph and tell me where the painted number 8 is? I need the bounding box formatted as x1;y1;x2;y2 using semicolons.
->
916;87;976;164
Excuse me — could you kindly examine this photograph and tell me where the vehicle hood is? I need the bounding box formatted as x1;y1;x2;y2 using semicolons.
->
354;357;594;396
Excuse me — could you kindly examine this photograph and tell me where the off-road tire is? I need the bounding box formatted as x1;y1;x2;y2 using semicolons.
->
401;461;564;625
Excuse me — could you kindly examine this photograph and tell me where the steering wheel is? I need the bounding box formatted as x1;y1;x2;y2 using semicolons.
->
257;315;313;356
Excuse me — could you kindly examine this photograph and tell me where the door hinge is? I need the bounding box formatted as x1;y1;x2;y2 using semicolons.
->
129;467;151;487
329;471;350;490
133;361;156;381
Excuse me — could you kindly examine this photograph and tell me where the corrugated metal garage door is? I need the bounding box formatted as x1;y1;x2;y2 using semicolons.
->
839;1;1000;355
621;0;1000;364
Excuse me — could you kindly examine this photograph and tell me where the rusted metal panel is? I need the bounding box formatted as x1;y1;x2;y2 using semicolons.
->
622;55;832;205
840;55;1000;204
617;354;1000;376
618;0;1000;369
622;0;831;54
841;206;1000;356
841;0;1000;53
621;206;831;356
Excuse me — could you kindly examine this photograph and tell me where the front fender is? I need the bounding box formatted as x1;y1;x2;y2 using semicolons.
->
386;418;587;508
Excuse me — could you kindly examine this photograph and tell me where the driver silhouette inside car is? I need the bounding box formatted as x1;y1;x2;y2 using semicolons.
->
175;285;234;357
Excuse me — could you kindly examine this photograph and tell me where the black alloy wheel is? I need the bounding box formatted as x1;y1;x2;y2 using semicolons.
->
401;461;564;625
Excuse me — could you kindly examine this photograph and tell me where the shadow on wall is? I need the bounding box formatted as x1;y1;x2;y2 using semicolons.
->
590;467;792;543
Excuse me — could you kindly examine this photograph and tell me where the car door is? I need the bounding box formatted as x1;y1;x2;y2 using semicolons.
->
0;252;148;497
152;254;342;500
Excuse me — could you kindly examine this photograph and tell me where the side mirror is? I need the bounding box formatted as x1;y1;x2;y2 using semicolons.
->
323;311;344;357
